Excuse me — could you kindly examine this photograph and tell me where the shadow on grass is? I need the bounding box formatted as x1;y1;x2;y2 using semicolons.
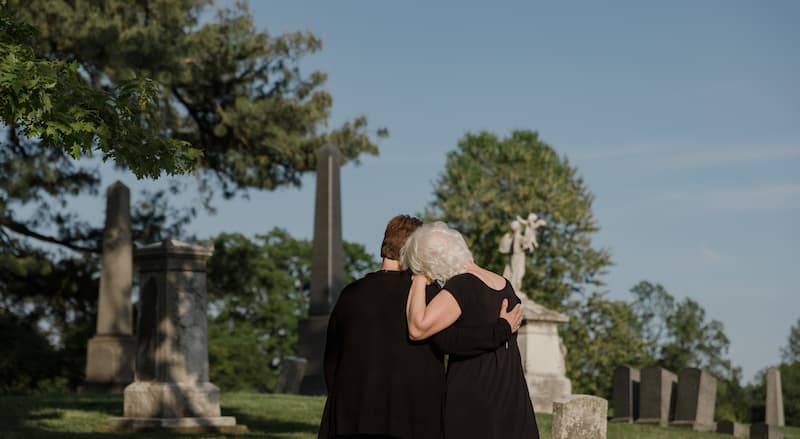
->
0;393;325;439
225;406;320;438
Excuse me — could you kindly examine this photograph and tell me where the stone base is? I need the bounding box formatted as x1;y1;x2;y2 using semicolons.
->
670;420;715;432
527;373;572;414
751;423;785;439
610;417;635;423
717;420;749;438
84;334;135;389
123;382;221;418
103;416;247;434
297;315;330;395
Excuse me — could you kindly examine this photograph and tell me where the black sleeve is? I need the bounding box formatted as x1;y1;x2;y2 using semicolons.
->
430;318;512;357
323;308;339;394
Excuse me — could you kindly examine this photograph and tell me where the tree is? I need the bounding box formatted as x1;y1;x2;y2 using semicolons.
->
206;229;378;391
629;280;748;421
8;0;386;194
561;292;649;399
0;14;198;179
782;318;800;364
426;130;611;309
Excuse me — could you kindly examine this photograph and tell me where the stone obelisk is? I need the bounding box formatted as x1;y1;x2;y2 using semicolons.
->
297;143;344;394
84;181;136;391
766;367;785;427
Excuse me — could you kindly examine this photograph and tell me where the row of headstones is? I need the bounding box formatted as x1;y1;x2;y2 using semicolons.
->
613;365;785;439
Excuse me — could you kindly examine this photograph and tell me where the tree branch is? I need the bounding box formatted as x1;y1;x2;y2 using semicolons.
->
0;217;100;254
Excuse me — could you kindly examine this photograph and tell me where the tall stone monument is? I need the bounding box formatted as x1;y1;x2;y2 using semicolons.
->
298;143;344;394
84;181;136;391
636;366;677;427
670;368;717;431
107;240;245;433
766;367;785;427
611;366;640;422
499;213;571;413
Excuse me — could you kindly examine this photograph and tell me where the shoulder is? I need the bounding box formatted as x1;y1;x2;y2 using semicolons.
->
442;273;476;300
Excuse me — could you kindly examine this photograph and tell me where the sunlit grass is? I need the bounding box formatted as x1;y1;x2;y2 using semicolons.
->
0;392;796;439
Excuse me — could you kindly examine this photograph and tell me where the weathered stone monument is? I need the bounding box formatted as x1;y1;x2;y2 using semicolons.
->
751;423;785;439
84;181;136;391
670;368;717;431
298;143;344;395
551;395;608;439
611;366;640;422
636;366;677;427
717;420;749;438
275;357;307;394
499;213;571;414
107;240;245;433
766;367;785;427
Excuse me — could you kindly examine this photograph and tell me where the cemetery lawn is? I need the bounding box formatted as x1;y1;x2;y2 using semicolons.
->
0;392;797;439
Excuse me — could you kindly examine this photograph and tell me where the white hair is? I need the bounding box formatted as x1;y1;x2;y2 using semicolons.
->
400;221;473;282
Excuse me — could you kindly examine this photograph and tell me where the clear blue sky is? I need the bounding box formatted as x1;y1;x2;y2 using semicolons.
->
90;1;798;382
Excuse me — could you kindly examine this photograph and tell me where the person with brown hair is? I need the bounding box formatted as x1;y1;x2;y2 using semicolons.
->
318;215;523;439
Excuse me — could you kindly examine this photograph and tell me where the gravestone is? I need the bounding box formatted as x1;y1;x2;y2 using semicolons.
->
636;366;677;427
611;366;640;422
84;182;136;391
766;367;785;427
106;240;246;433
670;368;717;431
551;395;608;439
716;420;749;438
275;357;307;394
297;144;344;395
750;423;785;439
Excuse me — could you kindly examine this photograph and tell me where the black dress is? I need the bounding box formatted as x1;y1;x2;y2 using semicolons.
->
441;273;540;439
318;270;513;439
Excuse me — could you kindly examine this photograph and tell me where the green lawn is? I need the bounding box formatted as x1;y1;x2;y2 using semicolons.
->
0;392;796;439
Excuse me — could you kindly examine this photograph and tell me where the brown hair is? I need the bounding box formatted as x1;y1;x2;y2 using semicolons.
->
380;215;423;260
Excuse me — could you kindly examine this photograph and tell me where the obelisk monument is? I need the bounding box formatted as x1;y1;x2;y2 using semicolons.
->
84;181;136;391
298;143;344;394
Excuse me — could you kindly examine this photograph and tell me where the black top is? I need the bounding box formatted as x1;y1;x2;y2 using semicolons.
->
442;273;540;439
319;270;512;439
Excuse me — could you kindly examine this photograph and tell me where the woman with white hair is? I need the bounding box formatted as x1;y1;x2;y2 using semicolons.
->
401;221;539;439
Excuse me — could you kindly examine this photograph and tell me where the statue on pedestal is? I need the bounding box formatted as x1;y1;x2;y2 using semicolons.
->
499;212;571;414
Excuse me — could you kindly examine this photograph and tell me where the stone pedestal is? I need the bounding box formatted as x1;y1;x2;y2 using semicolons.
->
611;366;640;422
636;366;677;427
84;335;136;391
766;367;785;427
297;315;330;394
552;394;608;439
751;423;784;439
517;296;571;414
717;420;749;438
84;182;136;391
275;357;308;394
670;368;717;432
107;240;245;433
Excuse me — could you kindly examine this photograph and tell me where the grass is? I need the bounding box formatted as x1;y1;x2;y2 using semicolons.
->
0;392;796;439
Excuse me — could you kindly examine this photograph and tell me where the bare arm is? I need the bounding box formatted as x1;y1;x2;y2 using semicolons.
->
406;274;461;340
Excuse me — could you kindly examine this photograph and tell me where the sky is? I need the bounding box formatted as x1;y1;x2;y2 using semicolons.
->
83;1;798;382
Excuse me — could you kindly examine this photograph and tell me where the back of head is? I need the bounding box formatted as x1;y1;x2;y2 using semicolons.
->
381;215;423;260
400;221;473;282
